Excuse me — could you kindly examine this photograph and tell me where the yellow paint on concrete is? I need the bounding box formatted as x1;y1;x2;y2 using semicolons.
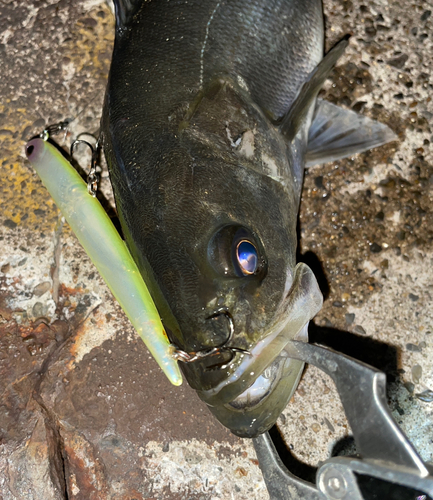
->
62;4;115;77
0;103;58;232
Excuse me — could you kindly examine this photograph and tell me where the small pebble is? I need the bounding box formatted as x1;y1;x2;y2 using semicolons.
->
408;293;419;302
311;423;321;433
411;364;422;384
33;281;51;297
375;211;385;221
1;263;10;274
370;242;382;253
32;302;46;318
322;318;333;327
406;343;420;352
81;17;98;28
415;389;433;403
3;219;17;229
379;178;396;188
323;417;335;433
33;118;45;129
314;176;324;189
421;10;431;21
404;382;415;394
387;53;409;69
235;467;248;478
395;404;405;416
345;313;355;325
352;101;367;113
353;325;366;335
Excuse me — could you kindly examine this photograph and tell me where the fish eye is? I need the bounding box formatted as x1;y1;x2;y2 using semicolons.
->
207;225;265;279
235;240;258;275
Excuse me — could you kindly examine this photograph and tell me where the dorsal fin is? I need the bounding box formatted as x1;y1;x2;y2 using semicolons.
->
113;0;143;34
279;36;349;142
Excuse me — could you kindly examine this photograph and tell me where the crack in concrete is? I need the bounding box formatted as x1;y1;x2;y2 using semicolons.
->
1;304;106;498
31;327;75;500
36;409;69;500
32;385;68;498
27;304;104;499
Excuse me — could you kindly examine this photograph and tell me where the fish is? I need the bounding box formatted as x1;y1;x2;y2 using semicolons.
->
100;0;396;438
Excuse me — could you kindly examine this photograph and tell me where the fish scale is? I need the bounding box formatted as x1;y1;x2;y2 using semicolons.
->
201;0;323;118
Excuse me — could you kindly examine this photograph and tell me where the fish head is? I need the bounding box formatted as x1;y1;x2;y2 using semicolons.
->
164;163;299;356
160;153;322;436
104;79;323;437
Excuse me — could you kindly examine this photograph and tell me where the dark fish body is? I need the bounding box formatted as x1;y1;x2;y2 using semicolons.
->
102;0;395;437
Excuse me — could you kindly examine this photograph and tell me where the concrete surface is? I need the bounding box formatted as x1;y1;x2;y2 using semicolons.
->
0;0;432;499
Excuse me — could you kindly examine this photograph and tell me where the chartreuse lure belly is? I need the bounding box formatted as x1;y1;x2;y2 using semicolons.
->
25;137;182;386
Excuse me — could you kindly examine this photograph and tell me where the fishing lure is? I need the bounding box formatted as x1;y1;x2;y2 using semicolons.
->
25;135;182;386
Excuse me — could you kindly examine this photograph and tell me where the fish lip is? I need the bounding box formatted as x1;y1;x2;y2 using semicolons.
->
196;262;323;407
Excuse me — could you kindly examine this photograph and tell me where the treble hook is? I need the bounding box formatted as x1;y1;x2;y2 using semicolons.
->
35;121;101;197
171;309;251;367
70;139;100;197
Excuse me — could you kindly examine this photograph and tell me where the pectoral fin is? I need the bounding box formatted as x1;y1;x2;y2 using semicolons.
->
279;37;349;142
305;99;398;167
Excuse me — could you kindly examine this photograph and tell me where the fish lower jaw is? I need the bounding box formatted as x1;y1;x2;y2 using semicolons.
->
225;356;285;411
225;323;309;412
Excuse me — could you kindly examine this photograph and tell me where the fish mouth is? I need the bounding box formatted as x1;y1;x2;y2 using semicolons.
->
225;323;309;411
195;262;323;436
205;349;306;438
